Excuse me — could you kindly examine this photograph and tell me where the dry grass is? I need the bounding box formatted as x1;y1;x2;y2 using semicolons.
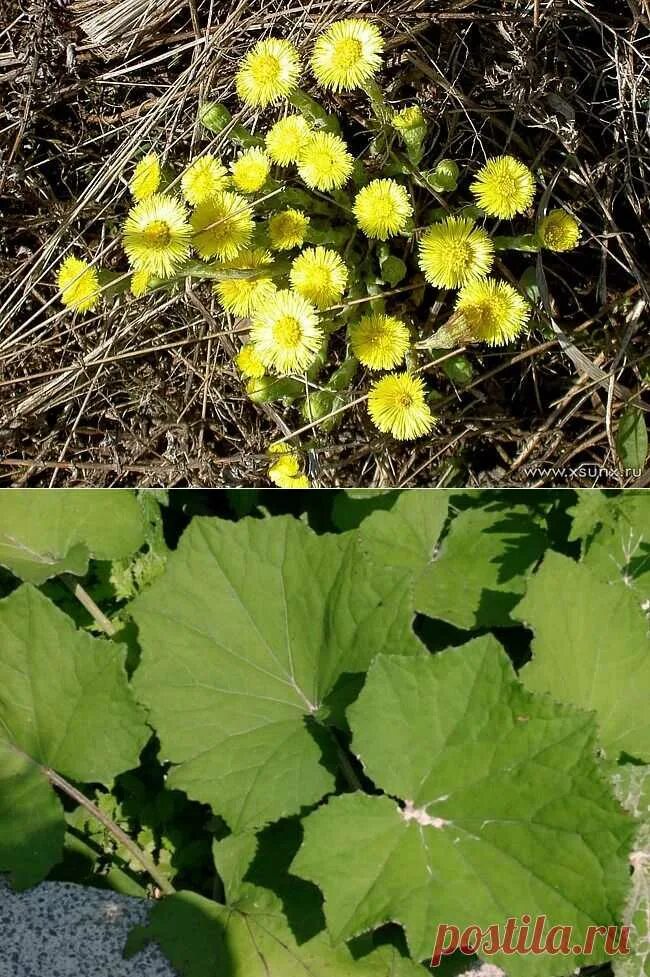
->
1;0;649;487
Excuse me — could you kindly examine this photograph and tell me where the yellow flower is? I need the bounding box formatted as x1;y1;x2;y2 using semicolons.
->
250;289;323;374
265;115;311;165
230;148;271;194
392;106;425;131
470;155;536;219
537;209;581;252
129;154;161;201
123;193;192;278
289;247;347;309
311;18;384;91
353;179;412;240
297;132;353;191
349;313;410;370
367;372;434;440
130;268;151;297
418;216;494;289
181;155;230;206
216;248;277;317
454;278;530;346
235;38;301;108
56;256;100;313
236;343;266;378
267;443;310;488
191;190;254;261
268;208;309;250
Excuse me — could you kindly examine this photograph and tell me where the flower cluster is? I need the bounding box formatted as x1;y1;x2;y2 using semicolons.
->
55;18;582;483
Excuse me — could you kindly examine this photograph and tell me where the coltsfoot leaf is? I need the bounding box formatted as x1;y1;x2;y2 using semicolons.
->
292;638;634;976
130;515;423;832
515;550;650;761
0;585;149;888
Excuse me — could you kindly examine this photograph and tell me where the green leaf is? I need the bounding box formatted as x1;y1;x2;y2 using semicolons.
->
126;883;427;977
514;551;650;761
131;515;423;833
617;406;648;471
331;491;399;531
0;585;148;888
379;255;407;287
292;638;634;975
415;505;547;629
569;491;650;605
612;765;650;977
0;489;146;584
358;489;448;572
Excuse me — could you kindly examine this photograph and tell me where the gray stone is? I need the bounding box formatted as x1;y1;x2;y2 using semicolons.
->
0;877;176;977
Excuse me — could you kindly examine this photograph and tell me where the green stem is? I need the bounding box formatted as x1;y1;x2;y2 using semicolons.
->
42;764;175;896
61;574;116;637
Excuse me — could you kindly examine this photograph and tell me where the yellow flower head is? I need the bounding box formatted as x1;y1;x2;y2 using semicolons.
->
537;209;581;252
230;148;271;194
123;193;192;278
297;132;353;191
216;248;277;317
267;443;310;488
418;216;494;289
311;18;384;91
349;313;410;370
289;246;347;309
268;208;309;250
181;155;230;206
470;155;536;219
56;256;100;313
250;289;323;374
236;343;266;378
130;268;151;298
454;278;530;346
392;106;425;132
190;190;254;261
265;115;311;166
353;179;413;240
235;38;301;108
367;372;435;440
129;154;161;201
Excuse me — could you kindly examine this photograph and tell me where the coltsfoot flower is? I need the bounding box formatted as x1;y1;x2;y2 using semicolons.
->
267;442;310;487
265;115;311;165
216;249;277;317
250;289;323;374
268;208;310;250
235;38;301;108
289;246;348;309
367;372;435;440
349;313;410;370
56;256;100;313
311;18;384;92
230;148;271;194
236;343;266;378
181;155;230;206
353;179;413;240
130;268;151;298
470;155;536;219
454;278;530;346
129;154;161;201
190;190;254;260
418;216;494;289
123;193;192;278
537;209;581;252
297;132;353;191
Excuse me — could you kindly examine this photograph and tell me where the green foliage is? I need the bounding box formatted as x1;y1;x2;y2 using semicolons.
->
617;405;648;471
0;585;148;888
515;550;650;762
293;639;633;976
0;489;146;584
2;487;649;977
